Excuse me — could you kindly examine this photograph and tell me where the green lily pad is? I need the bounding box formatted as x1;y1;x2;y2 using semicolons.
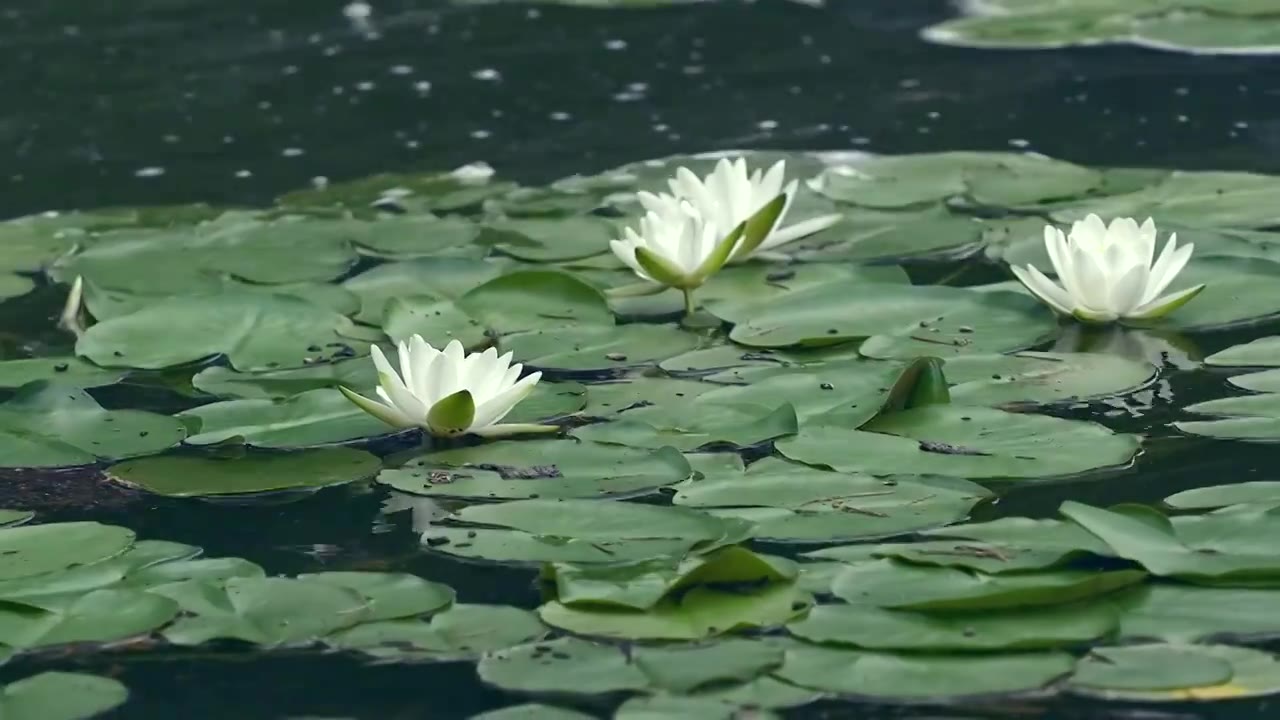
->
158;576;370;646
297;572;454;621
574;402;798;451
107;448;381;497
1205;336;1280;367
1175;386;1280;441
632;639;785;693
123;557;266;591
0;588;178;648
831;559;1145;611
613;696;780;720
502;324;702;372
944;352;1157;406
673;458;989;542
0;541;202;603
477;637;650;694
719;282;1003;349
471;704;595;720
775;643;1076;699
446;499;745;546
350;214;482;259
0;511;33;529
1071;644;1234;692
51;212;359;294
1062;501;1280;583
77;293;370;371
457;270;614;333
1150;257;1280;331
191;357;377;400
0;672;129;720
0;521;135;582
858;292;1056;359
276;169;515;214
482;216;615;263
378;440;691;500
1116;583;1280;642
788;601;1117;651
325;603;546;662
381;297;488;349
0;358;126;390
538;581;812;640
1071;645;1280;702
342;257;506;325
0;382;186;468
179;388;395;448
545;546;795;611
1165;482;1280;510
778;405;1140;480
687;676;824;709
420;527;708;565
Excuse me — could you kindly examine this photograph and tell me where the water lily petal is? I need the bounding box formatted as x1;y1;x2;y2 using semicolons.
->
1129;283;1206;320
1108;262;1149;316
339;386;419;429
1012;264;1075;316
471;371;542;429
371;345;427;420
470;422;561;438
758;212;842;252
1071;242;1113;313
1044;226;1084;302
1142;236;1193;304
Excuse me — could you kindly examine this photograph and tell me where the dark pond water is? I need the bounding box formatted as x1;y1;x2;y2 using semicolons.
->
4;0;1280;718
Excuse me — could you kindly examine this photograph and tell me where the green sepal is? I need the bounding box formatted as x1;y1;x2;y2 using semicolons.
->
426;389;476;437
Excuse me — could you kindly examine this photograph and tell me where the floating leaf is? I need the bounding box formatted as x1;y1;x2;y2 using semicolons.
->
1116;584;1280;642
478;637;649;694
297;572;454;621
77;293;370;371
831;559;1145;611
378;440;691;500
0;358;126;390
326;603;546;661
502;324;702;372
159;576;369;646
788;601;1117;651
0;382;186;468
1070;645;1280;702
1071;644;1233;692
775;643;1075;699
179;388;394;448
779;405;1139;480
0;522;135;582
108;448;381;498
0;672;129;720
1165;482;1280;510
0;588;178;648
944;352;1157;406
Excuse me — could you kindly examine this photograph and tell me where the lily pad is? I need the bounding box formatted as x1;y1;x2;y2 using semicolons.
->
478;637;649;694
107;448;381;498
789;600;1117;651
179;388;395;448
831;559;1145;611
1116;583;1280;642
1071;645;1280;702
51;212;359;294
1165;482;1280;510
378;440;691;500
471;705;595;720
158;576;370;646
1175;388;1280;441
502;324;702;372
77;293;370;371
350;215;482;259
778;405;1140;480
858;292;1056;359
943;352;1157;406
325;603;546;661
0;382;186;468
1071;644;1234;692
191;358;377;400
0;588;178;648
0;672;129;720
342;256;506;325
1205;336;1280;367
0;358;126;390
0;522;135;582
574;402;798;451
297;572;454;621
482;216;615;263
775;644;1075;699
538;581;812;640
673;459;989;542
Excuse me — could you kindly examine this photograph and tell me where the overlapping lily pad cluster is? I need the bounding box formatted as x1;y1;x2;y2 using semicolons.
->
4;149;1280;715
923;0;1280;55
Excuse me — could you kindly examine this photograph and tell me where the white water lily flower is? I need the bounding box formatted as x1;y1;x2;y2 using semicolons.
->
339;336;553;439
642;158;841;262
1009;214;1205;324
610;200;725;288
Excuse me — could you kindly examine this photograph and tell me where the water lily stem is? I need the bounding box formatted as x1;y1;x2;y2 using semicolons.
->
682;288;697;317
